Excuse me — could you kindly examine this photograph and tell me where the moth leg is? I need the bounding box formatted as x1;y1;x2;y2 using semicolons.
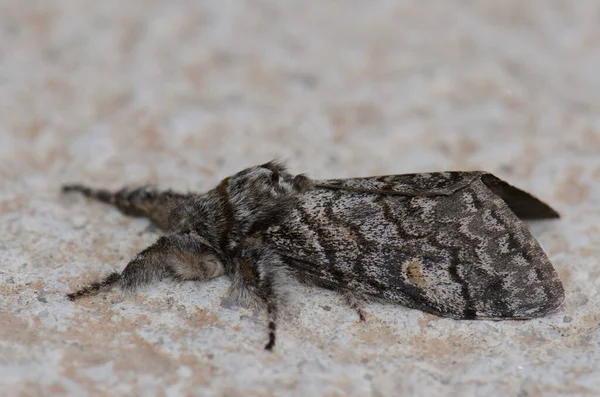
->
233;244;295;351
62;184;189;230
342;290;367;322
67;232;223;301
263;282;279;351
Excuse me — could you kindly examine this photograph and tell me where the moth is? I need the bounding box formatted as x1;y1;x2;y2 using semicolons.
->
63;161;564;350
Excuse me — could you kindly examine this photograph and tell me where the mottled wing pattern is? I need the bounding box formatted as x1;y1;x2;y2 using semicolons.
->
313;171;480;196
263;172;564;319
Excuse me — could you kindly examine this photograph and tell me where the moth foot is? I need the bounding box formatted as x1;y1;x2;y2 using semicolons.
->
357;308;367;322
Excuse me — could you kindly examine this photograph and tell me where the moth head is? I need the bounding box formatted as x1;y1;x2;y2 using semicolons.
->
226;160;312;199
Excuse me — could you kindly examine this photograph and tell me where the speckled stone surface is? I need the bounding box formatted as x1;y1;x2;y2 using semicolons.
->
1;1;599;396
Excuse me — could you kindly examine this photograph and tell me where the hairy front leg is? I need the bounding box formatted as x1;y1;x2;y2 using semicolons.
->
67;232;223;300
62;184;190;231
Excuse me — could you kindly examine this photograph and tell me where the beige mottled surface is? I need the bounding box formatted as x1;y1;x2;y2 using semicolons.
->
1;1;599;396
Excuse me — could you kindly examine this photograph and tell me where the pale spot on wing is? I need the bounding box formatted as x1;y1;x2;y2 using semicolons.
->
404;258;427;287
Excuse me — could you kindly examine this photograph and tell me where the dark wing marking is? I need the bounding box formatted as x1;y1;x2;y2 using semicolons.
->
263;172;564;320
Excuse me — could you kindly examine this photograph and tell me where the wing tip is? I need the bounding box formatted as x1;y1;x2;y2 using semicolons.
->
480;173;560;220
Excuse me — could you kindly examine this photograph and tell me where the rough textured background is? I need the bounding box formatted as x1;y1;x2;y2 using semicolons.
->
1;1;599;396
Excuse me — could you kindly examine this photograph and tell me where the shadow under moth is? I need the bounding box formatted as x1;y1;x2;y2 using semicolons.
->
63;161;564;350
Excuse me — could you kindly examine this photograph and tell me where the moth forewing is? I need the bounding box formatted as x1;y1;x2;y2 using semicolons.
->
264;172;564;320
